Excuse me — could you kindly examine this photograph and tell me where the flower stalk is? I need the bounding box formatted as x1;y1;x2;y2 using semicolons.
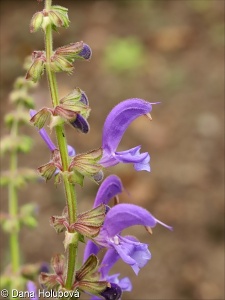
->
0;66;41;296
44;0;77;289
8;115;20;292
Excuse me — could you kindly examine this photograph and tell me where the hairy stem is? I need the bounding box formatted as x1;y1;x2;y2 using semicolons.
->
44;0;78;289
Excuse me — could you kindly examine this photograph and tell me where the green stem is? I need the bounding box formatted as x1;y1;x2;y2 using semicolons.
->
8;119;20;300
44;0;78;289
9;156;20;273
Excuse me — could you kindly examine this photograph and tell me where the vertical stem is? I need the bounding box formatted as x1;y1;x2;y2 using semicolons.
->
8;121;20;300
9;161;20;272
44;0;78;289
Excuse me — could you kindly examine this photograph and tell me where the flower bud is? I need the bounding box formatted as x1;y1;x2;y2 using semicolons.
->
25;51;46;83
54;88;91;133
30;11;44;33
49;5;70;29
59;88;90;117
55;41;84;62
50;54;73;73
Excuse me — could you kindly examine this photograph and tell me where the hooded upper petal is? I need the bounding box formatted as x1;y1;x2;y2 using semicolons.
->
102;99;152;153
100;99;153;171
93;175;123;208
103;204;158;237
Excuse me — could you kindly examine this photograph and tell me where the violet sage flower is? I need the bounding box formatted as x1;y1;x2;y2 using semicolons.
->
100;98;156;172
94;203;172;275
83;175;172;275
83;175;132;299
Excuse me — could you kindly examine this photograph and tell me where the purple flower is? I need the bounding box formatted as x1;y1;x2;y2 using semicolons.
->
93;174;123;208
84;175;172;275
27;281;38;300
30;109;75;155
100;98;156;172
94;203;172;275
83;175;132;299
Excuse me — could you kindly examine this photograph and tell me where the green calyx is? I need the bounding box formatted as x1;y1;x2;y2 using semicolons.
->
70;204;106;238
30;5;69;33
68;149;103;186
74;255;108;295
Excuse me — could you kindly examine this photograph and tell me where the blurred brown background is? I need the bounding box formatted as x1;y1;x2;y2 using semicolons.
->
0;1;224;299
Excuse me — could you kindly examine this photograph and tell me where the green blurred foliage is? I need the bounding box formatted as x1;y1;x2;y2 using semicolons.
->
103;37;145;74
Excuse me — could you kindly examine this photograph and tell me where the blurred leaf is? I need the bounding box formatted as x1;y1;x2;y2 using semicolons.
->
4;110;30;127
103;37;145;73
9;89;34;109
0;135;33;155
187;0;212;13
0;169;39;188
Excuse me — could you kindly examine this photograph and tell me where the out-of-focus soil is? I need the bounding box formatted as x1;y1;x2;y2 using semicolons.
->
0;1;224;299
